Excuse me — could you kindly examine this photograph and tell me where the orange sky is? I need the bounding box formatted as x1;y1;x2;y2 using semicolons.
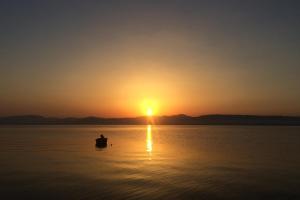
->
1;1;300;117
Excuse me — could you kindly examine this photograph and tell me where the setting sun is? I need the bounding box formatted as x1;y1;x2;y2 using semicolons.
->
146;108;153;116
140;99;158;117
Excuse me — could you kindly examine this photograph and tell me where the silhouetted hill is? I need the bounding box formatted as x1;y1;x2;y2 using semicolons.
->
1;114;300;125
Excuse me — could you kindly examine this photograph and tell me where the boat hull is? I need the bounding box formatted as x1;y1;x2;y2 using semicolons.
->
96;138;108;147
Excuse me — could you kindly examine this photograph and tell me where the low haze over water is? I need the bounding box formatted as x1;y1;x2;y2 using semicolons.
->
1;125;300;199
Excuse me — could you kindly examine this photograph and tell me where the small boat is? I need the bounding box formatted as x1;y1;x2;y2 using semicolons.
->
96;134;108;147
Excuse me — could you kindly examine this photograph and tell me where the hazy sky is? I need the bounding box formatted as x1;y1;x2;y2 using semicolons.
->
1;0;300;117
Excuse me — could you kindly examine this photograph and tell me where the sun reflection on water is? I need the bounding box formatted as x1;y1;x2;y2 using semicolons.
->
146;125;153;156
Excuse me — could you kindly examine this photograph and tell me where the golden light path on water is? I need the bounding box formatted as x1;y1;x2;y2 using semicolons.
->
146;125;153;157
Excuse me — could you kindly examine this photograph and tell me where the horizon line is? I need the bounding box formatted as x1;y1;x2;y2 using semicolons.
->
1;113;300;118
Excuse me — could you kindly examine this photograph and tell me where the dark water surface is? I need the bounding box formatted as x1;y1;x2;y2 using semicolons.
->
0;125;300;199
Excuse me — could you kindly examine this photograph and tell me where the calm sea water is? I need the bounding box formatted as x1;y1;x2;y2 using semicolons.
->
0;125;300;200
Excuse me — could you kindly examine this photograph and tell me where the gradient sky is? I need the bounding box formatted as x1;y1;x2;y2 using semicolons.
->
1;0;300;117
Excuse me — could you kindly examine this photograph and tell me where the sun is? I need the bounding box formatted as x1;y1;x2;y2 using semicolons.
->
140;99;158;117
146;107;153;116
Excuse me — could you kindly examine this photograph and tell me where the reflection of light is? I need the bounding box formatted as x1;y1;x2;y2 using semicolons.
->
146;125;152;153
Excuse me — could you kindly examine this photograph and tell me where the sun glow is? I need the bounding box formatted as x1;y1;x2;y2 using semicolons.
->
141;99;158;116
146;107;153;116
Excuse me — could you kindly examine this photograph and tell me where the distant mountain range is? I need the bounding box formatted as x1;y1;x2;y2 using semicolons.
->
1;114;300;125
